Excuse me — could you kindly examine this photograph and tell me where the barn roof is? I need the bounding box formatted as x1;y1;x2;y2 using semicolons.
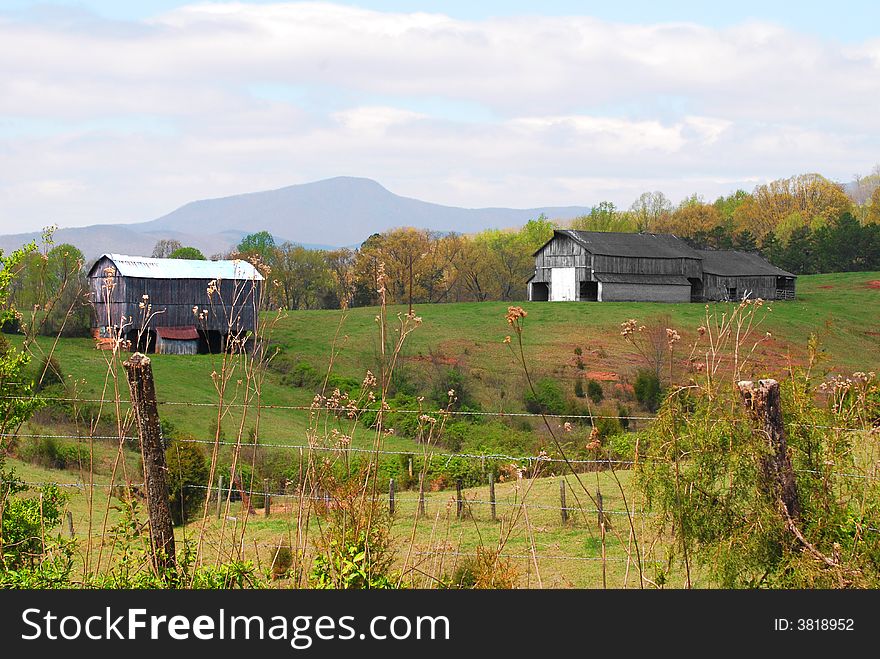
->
536;230;701;259
89;254;264;281
696;250;796;277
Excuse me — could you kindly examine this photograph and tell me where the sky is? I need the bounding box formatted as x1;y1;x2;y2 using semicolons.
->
1;0;879;233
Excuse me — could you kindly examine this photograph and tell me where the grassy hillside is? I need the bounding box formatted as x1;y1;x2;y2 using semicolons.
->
13;271;878;452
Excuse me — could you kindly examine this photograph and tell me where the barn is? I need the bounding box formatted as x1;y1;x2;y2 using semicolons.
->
529;230;703;303
528;230;796;303
88;253;264;354
696;249;797;301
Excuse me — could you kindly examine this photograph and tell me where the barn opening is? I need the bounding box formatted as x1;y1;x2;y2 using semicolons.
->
579;280;598;301
776;276;796;300
530;282;549;301
688;278;703;302
727;287;738;300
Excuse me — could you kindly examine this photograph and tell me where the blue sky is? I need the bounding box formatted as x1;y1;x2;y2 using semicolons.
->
4;0;878;41
0;1;878;232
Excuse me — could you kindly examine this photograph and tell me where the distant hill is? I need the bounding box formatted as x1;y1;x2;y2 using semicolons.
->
0;176;592;261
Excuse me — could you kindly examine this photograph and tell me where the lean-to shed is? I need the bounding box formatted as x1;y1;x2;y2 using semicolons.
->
88;253;264;353
695;250;796;301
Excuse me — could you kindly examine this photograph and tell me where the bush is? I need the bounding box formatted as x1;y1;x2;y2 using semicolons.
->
586;379;604;404
166;438;210;525
634;370;663;412
524;378;567;416
574;380;585;398
17;436;88;469
34;355;63;392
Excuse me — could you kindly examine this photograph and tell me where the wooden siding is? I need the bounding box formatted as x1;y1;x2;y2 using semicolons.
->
89;256;261;334
599;282;691;303
592;254;702;278
702;274;787;301
532;235;591;283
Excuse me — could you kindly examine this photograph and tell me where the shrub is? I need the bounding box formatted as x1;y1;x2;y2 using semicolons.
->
617;403;632;431
574;380;585;398
34;355;63;392
586;379;604;404
634;370;663;412
17;436;88;469
524;378;567;416
270;540;293;580
166;438;209;525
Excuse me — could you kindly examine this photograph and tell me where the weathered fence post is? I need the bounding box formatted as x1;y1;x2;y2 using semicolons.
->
737;379;801;520
597;488;604;529
264;478;271;517
123;352;175;575
456;479;463;520
598;486;607;588
417;475;426;518
66;510;75;538
216;475;223;519
560;479;568;525
489;473;496;522
389;478;396;516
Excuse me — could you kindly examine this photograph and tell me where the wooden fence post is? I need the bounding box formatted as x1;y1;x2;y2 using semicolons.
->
456;479;463;520
417;475;426;518
216;475;223;519
123;352;175;575
560;479;568;525
264;478;271;517
737;379;801;520
489;474;496;522
597;488;604;529
66;510;74;538
389;478;396;516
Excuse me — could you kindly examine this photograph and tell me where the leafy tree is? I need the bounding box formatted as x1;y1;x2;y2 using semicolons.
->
634;370;663;412
168;246;206;260
237;231;276;260
269;242;333;310
732;230;758;252
779;226;816;274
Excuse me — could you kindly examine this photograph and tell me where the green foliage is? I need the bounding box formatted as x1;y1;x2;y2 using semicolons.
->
237;231;276;259
168;246;206;260
638;373;880;588
34;354;63;392
310;533;397;589
16;436;88;470
0;469;68;570
586;378;604;404
524;378;567;416
165;438;209;525
271;540;293;580
634;370;663;412
573;379;584;398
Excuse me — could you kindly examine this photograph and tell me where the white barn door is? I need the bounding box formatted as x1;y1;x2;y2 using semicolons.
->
550;267;577;301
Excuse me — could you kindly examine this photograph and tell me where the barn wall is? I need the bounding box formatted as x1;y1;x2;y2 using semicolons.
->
90;260;261;334
702;274;778;301
599;282;691;303
532;235;591;284
593;255;702;278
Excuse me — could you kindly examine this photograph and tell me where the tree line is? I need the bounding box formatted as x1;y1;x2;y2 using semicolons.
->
4;169;880;328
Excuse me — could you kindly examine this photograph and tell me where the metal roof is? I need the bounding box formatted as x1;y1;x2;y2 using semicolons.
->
551;230;702;259
696;250;796;277
90;254;264;281
595;273;691;286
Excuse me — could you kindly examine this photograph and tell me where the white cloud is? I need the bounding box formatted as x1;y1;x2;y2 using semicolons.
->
0;2;877;232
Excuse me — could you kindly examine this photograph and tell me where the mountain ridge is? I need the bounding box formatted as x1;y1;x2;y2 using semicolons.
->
0;176;592;260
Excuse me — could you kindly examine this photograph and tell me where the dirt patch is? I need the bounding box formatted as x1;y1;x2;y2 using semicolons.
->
818;285;835;289
867;280;880;290
585;371;618;381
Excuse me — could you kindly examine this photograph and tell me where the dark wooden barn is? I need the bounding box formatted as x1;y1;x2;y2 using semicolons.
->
529;230;703;303
529;230;796;303
696;250;796;301
88;253;264;353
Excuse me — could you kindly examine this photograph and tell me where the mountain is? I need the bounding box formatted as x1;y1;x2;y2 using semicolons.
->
0;177;592;261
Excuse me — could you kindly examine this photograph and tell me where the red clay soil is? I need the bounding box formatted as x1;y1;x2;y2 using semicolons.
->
866;280;880;289
818;285;835;289
585;371;619;381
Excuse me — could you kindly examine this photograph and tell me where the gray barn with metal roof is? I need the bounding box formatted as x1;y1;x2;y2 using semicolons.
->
528;230;796;303
88;253;264;353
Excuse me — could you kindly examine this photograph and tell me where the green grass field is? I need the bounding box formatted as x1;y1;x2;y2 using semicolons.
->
6;270;877;587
